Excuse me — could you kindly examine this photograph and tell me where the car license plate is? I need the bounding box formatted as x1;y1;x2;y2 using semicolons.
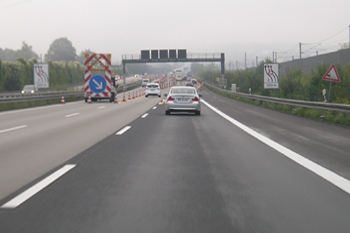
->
177;98;188;101
150;89;155;91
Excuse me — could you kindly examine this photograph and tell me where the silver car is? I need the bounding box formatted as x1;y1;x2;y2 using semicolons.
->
145;83;161;97
164;86;201;115
21;85;35;94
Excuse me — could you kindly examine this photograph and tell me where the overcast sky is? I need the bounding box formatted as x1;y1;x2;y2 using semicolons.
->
1;0;349;68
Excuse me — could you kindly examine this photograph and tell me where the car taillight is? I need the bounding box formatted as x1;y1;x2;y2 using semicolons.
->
168;96;175;101
192;97;199;102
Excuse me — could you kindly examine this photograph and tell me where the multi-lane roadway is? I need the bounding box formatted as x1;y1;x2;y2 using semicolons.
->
1;83;350;232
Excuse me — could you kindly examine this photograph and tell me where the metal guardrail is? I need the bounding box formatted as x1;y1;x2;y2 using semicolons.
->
204;83;350;114
0;81;142;104
0;91;84;104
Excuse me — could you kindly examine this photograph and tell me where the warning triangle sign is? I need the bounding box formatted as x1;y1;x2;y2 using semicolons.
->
322;65;341;82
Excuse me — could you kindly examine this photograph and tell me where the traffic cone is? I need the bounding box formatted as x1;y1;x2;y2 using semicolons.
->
132;91;135;99
61;95;65;104
114;94;118;104
128;92;131;100
88;95;92;104
123;93;126;102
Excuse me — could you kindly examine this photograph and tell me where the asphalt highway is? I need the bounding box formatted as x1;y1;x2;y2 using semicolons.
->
1;85;350;232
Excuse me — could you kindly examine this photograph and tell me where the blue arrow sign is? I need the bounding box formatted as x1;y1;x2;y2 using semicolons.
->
89;75;107;93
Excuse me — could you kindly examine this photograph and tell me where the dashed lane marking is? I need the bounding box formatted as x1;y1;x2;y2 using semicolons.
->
0;125;28;134
1;164;76;209
116;126;131;135
65;113;80;118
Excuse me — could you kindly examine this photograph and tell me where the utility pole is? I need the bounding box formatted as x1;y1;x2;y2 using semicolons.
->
299;42;302;59
272;51;274;62
256;56;258;67
245;53;247;70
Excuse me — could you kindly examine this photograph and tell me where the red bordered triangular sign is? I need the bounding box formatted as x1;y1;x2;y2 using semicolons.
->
322;65;341;82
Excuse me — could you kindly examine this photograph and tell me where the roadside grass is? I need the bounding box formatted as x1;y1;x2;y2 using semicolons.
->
0;96;84;112
206;86;350;127
0;83;142;112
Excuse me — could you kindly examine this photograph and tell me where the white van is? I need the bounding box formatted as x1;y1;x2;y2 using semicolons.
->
142;79;150;87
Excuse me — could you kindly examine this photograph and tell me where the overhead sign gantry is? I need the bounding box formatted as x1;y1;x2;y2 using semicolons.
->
121;49;226;87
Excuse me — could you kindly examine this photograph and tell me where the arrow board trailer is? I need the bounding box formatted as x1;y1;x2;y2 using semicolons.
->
84;53;116;102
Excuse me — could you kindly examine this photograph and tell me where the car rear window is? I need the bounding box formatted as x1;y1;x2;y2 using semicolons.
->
147;84;159;88
171;88;195;94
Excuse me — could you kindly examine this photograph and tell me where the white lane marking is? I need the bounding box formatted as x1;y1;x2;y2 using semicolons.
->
202;99;350;195
65;113;80;118
153;107;157;110
0;101;82;116
98;106;106;110
141;113;148;118
1;164;76;209
0;125;28;134
116;126;131;135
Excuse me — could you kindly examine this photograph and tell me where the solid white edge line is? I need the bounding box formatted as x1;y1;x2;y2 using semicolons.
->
116;126;131;135
202;99;350;195
0;125;28;134
1;164;76;209
65;113;80;118
141;113;149;118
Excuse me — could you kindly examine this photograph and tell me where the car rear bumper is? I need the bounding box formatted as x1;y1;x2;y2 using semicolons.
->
165;102;201;112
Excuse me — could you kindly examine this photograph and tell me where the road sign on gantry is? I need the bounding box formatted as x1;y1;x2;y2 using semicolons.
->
84;53;112;99
322;65;341;82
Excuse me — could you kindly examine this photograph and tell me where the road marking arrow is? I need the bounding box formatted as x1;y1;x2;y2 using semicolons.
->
92;79;103;89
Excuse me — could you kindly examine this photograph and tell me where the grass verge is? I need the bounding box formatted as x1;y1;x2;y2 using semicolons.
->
206;86;350;126
0;96;85;112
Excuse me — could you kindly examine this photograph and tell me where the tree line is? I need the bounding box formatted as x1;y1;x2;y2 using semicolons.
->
0;38;127;91
192;61;350;104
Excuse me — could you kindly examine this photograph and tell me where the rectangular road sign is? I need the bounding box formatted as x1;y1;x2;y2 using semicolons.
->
34;64;49;88
264;64;279;89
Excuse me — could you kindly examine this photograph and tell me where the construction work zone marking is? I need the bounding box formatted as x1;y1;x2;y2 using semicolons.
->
84;53;112;99
141;113;148;118
1;164;76;209
153;106;157;110
116;126;131;135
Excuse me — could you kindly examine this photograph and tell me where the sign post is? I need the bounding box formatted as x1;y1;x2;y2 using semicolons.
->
322;65;341;102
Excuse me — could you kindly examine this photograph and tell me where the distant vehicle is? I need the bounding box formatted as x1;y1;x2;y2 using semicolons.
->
187;72;192;78
164;86;202;115
142;79;150;87
175;69;183;81
192;79;197;84
21;85;35;94
185;80;193;87
145;83;161;98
